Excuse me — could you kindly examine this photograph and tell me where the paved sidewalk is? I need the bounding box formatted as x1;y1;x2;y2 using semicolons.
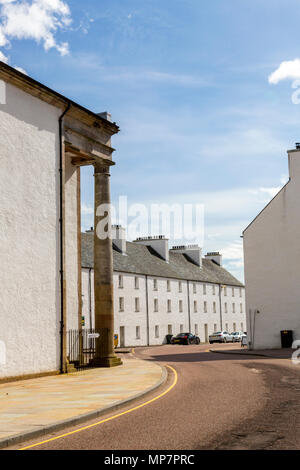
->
210;346;293;359
0;355;166;449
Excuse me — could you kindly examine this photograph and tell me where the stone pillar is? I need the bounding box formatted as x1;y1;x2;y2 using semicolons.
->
92;161;122;367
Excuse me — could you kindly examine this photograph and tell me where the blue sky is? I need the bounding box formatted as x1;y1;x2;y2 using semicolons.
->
1;0;300;281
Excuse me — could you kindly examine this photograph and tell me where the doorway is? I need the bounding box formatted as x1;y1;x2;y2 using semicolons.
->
120;326;125;347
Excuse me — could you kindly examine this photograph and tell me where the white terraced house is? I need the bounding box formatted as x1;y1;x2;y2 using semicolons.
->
243;144;300;350
82;227;246;347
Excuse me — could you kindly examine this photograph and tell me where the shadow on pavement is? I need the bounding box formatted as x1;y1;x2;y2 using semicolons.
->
143;351;283;363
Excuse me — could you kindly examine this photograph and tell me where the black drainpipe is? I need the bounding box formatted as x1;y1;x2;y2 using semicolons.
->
59;102;71;374
187;280;191;332
218;284;223;331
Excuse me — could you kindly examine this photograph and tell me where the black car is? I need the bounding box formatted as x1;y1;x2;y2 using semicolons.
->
171;333;200;345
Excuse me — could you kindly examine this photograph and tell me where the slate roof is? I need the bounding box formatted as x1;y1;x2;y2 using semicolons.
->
81;232;244;287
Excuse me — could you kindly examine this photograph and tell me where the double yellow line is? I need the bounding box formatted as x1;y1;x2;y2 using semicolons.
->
20;365;177;450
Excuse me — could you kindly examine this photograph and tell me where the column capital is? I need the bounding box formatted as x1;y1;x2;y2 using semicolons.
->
94;159;114;174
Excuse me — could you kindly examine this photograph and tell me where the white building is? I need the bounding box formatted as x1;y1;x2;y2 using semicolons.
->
0;62;118;380
82;228;246;347
243;145;300;350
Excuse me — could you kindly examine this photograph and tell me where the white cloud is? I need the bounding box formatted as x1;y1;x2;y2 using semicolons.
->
14;65;27;74
221;240;243;262
269;58;300;84
0;0;72;57
257;186;281;198
81;203;94;215
0;49;7;62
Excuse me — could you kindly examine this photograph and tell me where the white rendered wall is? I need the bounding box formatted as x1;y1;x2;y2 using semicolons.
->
82;268;246;347
244;150;300;349
0;82;61;378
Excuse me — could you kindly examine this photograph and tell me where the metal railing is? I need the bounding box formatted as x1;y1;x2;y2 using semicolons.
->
67;328;105;370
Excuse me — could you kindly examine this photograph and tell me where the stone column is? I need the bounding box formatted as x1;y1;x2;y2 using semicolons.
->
92;161;122;367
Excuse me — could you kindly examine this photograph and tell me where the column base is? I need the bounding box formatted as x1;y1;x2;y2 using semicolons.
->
90;356;123;368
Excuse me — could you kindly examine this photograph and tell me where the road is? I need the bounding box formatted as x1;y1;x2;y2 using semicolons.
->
13;343;300;450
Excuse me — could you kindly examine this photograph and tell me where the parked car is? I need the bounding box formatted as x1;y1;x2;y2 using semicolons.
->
209;331;233;344
171;333;200;345
231;331;244;342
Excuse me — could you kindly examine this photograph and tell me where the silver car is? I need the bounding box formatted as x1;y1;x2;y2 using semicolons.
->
231;331;244;342
209;331;233;344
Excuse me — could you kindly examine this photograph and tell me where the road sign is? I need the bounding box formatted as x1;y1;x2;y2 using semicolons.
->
88;333;100;339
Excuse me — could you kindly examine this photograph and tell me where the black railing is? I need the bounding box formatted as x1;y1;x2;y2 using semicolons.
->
67;328;104;370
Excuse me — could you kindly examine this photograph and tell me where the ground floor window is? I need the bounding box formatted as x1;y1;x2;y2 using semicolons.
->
168;324;173;335
195;324;199;335
136;326;140;339
155;325;159;338
180;324;184;333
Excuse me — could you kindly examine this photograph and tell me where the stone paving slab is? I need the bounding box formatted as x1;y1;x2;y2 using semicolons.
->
0;355;166;449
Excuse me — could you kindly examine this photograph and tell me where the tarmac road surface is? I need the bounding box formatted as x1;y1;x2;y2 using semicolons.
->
11;343;300;450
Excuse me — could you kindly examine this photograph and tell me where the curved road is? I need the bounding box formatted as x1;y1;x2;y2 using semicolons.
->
14;344;300;450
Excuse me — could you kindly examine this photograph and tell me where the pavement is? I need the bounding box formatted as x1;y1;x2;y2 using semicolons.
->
3;343;300;450
0;354;166;449
10;344;271;450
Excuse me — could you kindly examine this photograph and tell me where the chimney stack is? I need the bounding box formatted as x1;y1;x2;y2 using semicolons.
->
112;225;127;255
133;235;169;262
205;252;222;266
170;245;202;268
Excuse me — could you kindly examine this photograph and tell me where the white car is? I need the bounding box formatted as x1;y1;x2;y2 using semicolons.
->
209;331;233;344
231;331;244;342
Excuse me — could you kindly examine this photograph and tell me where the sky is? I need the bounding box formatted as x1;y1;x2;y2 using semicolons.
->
1;0;300;281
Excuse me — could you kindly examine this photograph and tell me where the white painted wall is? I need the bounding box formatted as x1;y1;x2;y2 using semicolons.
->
0;82;61;378
244;149;300;349
82;268;246;347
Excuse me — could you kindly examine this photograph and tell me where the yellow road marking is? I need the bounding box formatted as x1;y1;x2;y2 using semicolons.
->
19;365;177;450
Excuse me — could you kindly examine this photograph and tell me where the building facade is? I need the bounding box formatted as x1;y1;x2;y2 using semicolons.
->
0;62;118;380
82;228;246;347
243;146;300;350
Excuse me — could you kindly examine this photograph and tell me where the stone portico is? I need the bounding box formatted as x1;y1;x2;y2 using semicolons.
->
0;61;121;381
